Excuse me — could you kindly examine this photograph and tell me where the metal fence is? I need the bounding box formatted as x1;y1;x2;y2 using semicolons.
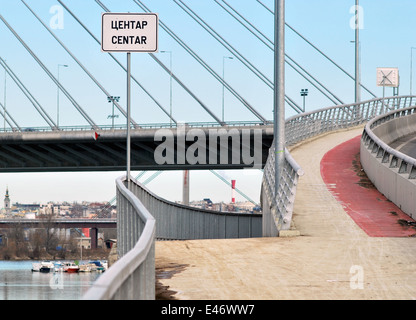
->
361;105;416;219
84;175;261;299
262;95;416;236
128;176;262;240
83;176;155;300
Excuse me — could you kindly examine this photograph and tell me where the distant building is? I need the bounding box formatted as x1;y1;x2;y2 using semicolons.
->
3;187;10;214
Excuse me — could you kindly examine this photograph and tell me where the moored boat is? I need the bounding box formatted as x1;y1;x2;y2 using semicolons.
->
88;260;107;272
79;264;91;272
64;262;79;273
39;261;54;273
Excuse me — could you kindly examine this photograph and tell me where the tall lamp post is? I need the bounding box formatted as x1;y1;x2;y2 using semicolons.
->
222;56;233;122
410;47;416;95
57;64;68;127
160;50;173;127
354;0;360;104
3;60;6;132
107;96;120;129
300;89;308;111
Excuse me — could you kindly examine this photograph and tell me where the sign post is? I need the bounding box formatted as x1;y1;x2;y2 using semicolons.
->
376;67;399;112
101;13;158;183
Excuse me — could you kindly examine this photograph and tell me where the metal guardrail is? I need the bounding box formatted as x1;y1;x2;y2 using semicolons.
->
285;95;416;146
84;175;261;299
261;148;304;235
0;120;271;133
127;175;262;240
262;95;416;235
363;106;416;174
83;176;155;300
361;105;416;218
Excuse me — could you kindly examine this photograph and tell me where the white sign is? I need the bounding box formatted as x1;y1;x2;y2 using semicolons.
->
101;13;158;52
376;67;399;87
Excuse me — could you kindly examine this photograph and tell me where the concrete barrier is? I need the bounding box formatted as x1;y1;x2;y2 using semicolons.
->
361;106;416;219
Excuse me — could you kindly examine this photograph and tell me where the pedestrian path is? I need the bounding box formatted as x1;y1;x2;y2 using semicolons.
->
156;126;416;300
321;135;416;237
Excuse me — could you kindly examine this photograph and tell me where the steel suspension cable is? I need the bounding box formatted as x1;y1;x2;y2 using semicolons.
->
0;15;99;130
215;0;344;106
0;57;50;130
95;0;224;125
21;0;139;129
176;0;322;112
57;0;176;125
256;0;377;98
0;101;20;131
131;0;268;124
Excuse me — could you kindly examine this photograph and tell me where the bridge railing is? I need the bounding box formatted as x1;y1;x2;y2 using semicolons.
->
127;176;262;240
262;95;416;235
83;176;155;300
1;120;270;133
285;95;416;146
84;174;262;299
361;105;416;219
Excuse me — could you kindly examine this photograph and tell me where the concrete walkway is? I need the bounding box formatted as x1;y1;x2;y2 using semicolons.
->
155;126;416;300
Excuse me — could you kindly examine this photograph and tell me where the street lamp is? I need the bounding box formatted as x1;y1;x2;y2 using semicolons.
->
3;60;6;132
160;50;173;127
300;89;308;111
410;47;416;95
350;40;361;104
222;56;233;122
107;96;120;129
354;0;360;104
57;64;68;127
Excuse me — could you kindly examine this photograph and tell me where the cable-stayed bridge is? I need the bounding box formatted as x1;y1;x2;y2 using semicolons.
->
0;0;376;131
1;1;416;301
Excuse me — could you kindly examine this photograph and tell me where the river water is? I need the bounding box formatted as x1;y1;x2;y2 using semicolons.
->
0;260;101;300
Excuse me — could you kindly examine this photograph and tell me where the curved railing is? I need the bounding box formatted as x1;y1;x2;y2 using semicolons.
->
361;105;416;218
128;176;262;240
83;176;155;300
262;95;416;235
84;175;262;299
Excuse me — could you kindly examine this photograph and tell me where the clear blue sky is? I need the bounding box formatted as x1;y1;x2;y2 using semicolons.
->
0;0;414;204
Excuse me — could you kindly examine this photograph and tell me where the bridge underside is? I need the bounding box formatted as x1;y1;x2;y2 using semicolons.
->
0;126;273;172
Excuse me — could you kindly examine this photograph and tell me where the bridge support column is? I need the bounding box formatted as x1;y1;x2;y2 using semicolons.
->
90;227;98;249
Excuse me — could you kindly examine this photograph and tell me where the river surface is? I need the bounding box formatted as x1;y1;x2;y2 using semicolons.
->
0;260;101;300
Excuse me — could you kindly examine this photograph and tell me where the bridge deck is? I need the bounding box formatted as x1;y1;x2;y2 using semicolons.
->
155;126;416;300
